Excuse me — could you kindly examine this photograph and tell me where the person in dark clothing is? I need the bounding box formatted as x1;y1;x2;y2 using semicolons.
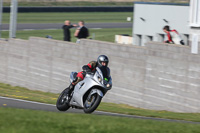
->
62;20;77;41
69;55;110;92
74;20;89;40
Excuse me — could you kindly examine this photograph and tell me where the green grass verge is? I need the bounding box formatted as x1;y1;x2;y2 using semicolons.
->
0;83;58;104
2;12;133;24
0;82;200;122
0;107;199;133
1;28;132;43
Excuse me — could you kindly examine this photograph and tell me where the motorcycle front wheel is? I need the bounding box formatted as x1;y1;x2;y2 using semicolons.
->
56;88;70;111
83;92;102;113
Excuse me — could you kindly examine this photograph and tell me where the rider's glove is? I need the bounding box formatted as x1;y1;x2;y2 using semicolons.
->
82;65;91;73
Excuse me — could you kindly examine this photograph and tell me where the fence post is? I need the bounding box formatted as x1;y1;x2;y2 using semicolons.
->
9;0;18;38
0;0;3;38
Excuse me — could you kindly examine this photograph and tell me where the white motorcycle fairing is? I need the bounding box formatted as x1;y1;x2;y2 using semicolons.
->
69;74;105;108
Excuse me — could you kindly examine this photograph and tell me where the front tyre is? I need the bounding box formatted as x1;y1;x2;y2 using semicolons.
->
56;88;70;111
83;93;102;113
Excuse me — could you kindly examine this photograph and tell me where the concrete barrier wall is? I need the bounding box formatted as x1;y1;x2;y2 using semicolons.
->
0;37;200;113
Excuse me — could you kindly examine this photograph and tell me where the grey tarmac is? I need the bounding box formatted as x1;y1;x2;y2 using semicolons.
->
1;22;132;31
0;96;200;124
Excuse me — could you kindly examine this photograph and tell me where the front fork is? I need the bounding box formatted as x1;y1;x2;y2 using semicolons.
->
63;84;74;104
68;84;75;96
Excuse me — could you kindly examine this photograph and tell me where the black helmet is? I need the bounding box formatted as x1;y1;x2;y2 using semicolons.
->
97;55;109;67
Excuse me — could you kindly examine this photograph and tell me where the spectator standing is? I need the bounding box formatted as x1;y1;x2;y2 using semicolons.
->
62;20;77;42
74;20;89;43
163;25;184;45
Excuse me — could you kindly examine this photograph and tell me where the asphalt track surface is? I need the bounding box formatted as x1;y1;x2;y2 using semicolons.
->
2;22;132;31
0;96;200;124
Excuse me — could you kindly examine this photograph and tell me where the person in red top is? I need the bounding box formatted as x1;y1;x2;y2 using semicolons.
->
163;25;173;44
163;25;184;45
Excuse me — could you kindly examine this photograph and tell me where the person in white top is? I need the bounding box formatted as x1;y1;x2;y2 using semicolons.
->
163;25;184;45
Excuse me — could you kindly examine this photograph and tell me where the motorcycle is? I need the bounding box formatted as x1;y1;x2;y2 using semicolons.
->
56;66;112;113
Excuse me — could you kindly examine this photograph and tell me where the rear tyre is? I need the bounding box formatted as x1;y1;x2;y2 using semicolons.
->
83;92;102;113
56;88;70;111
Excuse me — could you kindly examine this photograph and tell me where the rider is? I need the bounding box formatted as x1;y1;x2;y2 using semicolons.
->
69;55;109;90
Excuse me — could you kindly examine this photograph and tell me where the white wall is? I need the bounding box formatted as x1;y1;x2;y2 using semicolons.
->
189;0;200;27
133;2;190;46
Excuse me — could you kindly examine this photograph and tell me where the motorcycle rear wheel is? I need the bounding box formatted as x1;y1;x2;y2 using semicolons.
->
83;93;102;113
56;88;70;111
